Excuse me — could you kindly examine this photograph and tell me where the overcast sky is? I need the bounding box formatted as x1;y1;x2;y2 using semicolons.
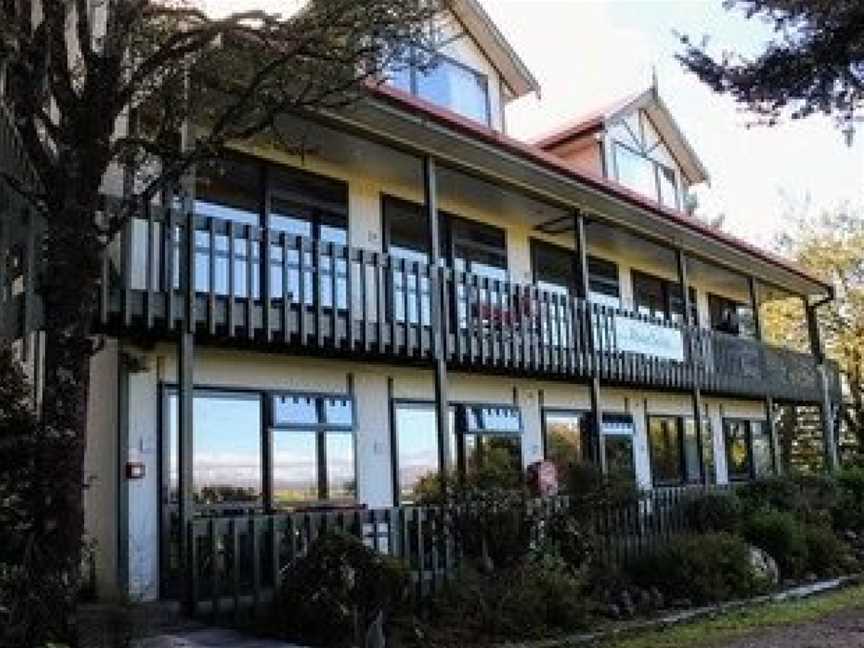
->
481;0;864;248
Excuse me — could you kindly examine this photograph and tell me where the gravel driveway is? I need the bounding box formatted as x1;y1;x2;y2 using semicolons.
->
717;605;864;648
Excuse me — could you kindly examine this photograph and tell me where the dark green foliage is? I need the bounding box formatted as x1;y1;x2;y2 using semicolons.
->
677;1;864;137
833;466;864;532
742;509;809;579
399;563;589;646
565;462;642;516
628;533;768;605
0;347;79;648
802;524;852;577
737;475;838;526
684;491;742;534
533;509;596;576
276;531;409;647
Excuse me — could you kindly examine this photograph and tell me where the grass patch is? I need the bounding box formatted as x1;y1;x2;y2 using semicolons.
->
593;583;864;648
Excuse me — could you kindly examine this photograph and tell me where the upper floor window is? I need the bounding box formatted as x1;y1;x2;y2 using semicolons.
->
632;270;697;326
387;51;490;126
530;239;620;307
615;142;679;209
708;294;756;338
610;110;681;209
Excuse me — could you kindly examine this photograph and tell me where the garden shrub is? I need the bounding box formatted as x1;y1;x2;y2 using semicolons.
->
402;561;589;645
833;466;864;532
276;531;409;647
802;524;852;576
742;509;809;580
627;532;768;605
531;508;596;576
684;491;742;534
737;475;838;526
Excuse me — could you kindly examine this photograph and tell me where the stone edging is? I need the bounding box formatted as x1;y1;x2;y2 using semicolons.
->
495;573;863;648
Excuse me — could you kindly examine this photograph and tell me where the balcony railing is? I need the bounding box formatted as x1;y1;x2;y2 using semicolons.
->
94;204;838;403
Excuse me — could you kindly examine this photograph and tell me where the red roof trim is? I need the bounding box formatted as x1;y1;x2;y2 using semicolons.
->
532;118;604;150
366;83;829;292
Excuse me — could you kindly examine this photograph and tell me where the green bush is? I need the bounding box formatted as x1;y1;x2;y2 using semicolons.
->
530;509;596;576
627;533;768;605
276;532;409;647
742;509;809;580
802;524;852;577
684;491;742;534
833;466;864;532
402;562;589;645
737;475;838;526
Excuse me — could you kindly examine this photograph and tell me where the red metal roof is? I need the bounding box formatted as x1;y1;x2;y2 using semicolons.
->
530;92;643;150
366;83;831;293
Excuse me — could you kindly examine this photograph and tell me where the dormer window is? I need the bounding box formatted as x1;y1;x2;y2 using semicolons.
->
614;141;679;210
387;51;490;126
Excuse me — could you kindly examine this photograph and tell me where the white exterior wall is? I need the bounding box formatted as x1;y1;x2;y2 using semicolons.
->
84;340;120;599
105;341;773;602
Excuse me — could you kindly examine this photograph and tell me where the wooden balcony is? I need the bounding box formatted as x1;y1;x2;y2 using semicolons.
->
91;205;841;405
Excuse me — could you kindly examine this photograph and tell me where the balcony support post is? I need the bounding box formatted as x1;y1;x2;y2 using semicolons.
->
424;156;451;484
749;277;762;341
804;298;838;470
177;182;196;610
574;211;605;471
677;249;707;484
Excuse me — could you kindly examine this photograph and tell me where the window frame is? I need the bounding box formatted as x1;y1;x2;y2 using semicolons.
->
723;418;773;482
632;269;698;326
387;48;492;126
541;408;595;473
613;140;681;209
159;383;357;516
647;415;686;487
708;293;756;338
390;398;524;504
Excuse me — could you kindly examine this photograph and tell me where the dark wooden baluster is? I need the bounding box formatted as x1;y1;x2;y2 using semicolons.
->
207;217;216;335
145;205;156;329
246;225;255;340
298;236;307;346
347;247;355;351
376;253;385;354
227;222;236;338
262;225;272;343
281;234;290;343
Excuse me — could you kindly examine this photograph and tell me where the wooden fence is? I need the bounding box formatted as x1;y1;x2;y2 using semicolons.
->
182;486;731;624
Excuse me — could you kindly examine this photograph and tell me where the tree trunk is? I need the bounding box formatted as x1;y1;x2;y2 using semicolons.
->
31;190;103;642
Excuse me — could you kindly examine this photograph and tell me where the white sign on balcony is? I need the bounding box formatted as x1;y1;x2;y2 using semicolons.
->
614;316;684;362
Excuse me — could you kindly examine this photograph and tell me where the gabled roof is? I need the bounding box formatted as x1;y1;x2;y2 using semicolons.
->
449;0;541;100
533;87;710;185
359;82;830;295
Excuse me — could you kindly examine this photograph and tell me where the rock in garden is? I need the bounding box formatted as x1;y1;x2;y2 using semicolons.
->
748;545;780;585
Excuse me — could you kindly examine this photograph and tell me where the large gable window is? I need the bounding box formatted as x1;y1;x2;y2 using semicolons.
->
386;52;490;126
611;110;681;209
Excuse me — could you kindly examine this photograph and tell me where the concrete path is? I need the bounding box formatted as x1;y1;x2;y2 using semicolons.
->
135;628;305;648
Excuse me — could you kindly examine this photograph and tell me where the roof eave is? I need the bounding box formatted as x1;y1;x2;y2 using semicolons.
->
450;0;541;99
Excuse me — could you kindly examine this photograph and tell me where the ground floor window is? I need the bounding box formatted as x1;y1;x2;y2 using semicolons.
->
167;391;263;509
601;414;636;481
393;401;522;502
724;418;773;481
543;410;593;482
164;387;355;512
270;393;356;506
648;415;703;486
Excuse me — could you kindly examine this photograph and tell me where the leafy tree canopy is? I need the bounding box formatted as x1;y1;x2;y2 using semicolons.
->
762;203;864;457
677;1;864;140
